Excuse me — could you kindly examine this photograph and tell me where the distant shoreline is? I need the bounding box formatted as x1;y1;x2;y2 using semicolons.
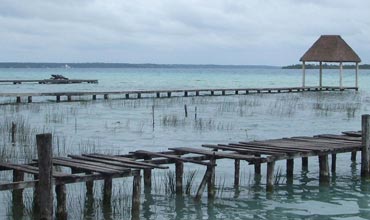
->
0;62;279;69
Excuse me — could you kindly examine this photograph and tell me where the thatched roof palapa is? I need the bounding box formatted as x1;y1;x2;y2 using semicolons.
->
300;35;361;63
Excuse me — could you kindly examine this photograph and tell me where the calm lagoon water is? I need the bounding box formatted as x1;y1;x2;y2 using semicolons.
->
1;67;370;219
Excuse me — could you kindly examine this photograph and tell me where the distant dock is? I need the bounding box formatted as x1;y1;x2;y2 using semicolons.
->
0;79;98;84
0;86;358;104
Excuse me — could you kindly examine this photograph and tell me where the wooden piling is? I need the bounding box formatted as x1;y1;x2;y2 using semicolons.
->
28;96;32;103
234;159;240;187
351;151;357;162
266;161;275;191
175;162;184;195
319;155;330;182
143;168;152;189
36;133;53;220
331;154;337;173
12;170;24;204
254;154;261;175
167;92;171;97
195;165;213;200
103;177;113;204
235;90;239;95
56;96;61;102
208;158;216;199
196;91;199;96
67;96;72;101
222;90;225;95
137;93;141;99
16;96;21;103
104;94;109;100
302;157;308;170
184;91;188;97
86;172;94;196
11;122;16;144
126;94;129;99
211;91;214;96
361;114;370;177
132;174;141;218
184;104;188;118
56;184;67;220
286;159;294;178
92;95;96;100
156;92;160;98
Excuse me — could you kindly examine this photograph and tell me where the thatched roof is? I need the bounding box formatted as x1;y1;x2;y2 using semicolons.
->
300;35;361;62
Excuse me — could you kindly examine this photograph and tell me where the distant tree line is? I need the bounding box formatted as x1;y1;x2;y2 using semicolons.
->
282;63;370;69
0;62;278;69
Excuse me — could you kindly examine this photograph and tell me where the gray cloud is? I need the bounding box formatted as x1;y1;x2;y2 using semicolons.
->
0;0;369;65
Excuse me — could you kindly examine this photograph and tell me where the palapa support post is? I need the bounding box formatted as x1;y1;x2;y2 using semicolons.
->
28;96;32;103
319;61;323;88
175;162;184;195
286;159;294;179
318;155;330;182
302;61;306;88
56;184;68;220
103;177;113;205
266;161;275;191
361;114;370;177
302;157;308;171
234;159;240;188
132;174;141;219
355;62;359;89
36;133;53;220
339;62;343;89
331;154;337;173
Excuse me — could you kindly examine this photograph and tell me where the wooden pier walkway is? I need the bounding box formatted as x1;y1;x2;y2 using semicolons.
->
1;113;370;220
0;79;98;84
0;86;358;104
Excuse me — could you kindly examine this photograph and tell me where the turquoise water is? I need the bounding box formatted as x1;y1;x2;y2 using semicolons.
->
1;67;370;219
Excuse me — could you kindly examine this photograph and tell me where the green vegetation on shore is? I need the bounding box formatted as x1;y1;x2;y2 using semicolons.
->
282;63;370;69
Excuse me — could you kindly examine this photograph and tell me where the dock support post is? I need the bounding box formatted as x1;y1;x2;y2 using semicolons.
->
104;94;108;100
235;90;239;95
211;91;214;96
302;157;308;171
103;177;113;204
16;96;21;103
67;96;72;101
286;159;294;178
86;172;94;196
331;154;337;173
27;96;32;103
266;161;275;191
175;162;184;195
195;164;214;200
319;155;330;182
207;158;216;199
222;90;225;95
167;92;171;97
12;170;24;204
137;93;141;99
11;122;16;144
56;184;67;220
132;174;141;219
361;114;370;177
196;91;199;96
143;168;152;190
156;92;160;98
126;94;129;99
184;91;188;97
254;154;261;175
234;159;240;188
56;96;61;102
36;133;53;220
92;95;96;100
351;151;357;162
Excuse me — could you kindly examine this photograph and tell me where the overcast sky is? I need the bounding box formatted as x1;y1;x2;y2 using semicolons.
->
0;0;369;65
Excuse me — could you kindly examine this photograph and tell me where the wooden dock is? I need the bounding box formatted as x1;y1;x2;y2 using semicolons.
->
0;86;358;104
2;114;370;219
0;79;98;84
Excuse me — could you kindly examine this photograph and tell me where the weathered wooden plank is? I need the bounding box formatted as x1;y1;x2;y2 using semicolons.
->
342;131;361;137
133;150;212;166
55;157;130;172
169;147;260;160
315;134;361;142
202;144;283;157
84;153;168;169
68;155;151;169
52;158;122;174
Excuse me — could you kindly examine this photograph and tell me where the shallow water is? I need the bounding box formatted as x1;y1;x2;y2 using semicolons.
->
1;67;370;219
